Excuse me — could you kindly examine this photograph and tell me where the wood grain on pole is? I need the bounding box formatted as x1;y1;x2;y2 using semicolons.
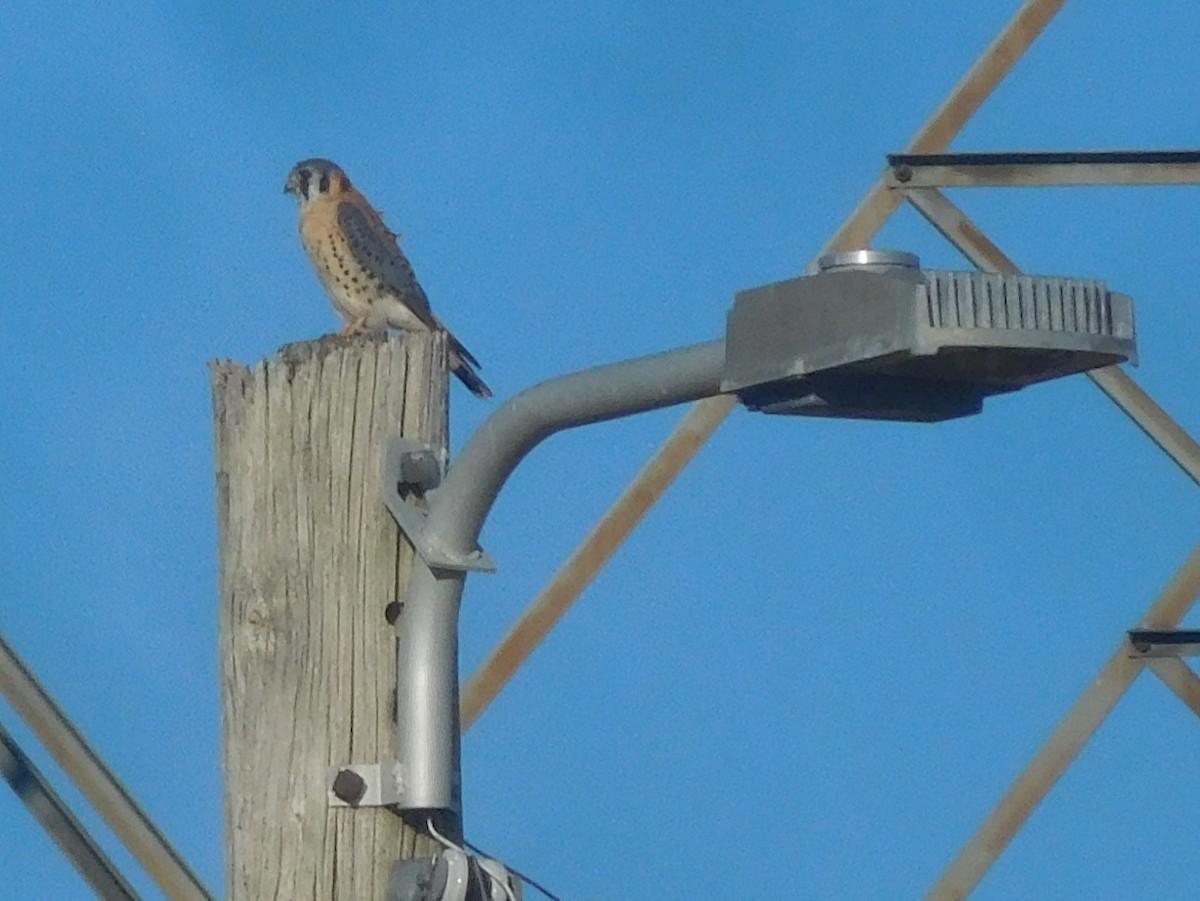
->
210;333;445;900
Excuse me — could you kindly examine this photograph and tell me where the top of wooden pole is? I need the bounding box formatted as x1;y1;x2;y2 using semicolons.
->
210;332;448;900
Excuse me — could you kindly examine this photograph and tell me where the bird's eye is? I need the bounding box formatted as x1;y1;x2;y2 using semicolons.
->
296;169;312;198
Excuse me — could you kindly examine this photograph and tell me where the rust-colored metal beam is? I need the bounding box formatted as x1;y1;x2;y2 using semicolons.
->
925;540;1200;901
904;187;1019;271
1147;658;1200;720
461;0;1069;730
0;632;214;901
906;184;1200;896
1089;367;1200;487
905;186;1200;488
826;0;1068;251
460;396;732;729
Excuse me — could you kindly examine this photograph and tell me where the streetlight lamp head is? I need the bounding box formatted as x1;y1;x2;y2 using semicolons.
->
723;251;1137;422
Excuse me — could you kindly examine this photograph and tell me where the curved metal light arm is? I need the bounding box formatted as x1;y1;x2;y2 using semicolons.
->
393;338;728;830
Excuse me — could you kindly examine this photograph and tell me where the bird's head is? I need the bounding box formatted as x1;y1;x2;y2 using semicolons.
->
284;158;349;206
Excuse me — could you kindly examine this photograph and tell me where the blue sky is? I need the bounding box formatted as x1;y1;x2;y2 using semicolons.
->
3;2;1200;898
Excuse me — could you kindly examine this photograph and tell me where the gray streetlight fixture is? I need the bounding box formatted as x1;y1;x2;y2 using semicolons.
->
724;249;1137;421
338;250;1138;889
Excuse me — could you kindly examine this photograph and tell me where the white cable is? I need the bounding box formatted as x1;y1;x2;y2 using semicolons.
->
426;819;515;901
426;817;459;852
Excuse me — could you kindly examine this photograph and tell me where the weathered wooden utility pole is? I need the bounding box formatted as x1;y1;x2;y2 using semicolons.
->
210;333;445;900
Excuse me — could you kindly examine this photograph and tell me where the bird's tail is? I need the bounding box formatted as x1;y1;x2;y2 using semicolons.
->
449;340;492;398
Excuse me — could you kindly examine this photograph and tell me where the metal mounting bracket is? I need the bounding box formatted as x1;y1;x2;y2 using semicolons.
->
327;761;406;808
381;438;497;573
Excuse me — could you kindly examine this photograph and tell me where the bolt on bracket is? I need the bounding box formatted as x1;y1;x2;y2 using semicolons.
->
381;437;497;573
327;761;406;809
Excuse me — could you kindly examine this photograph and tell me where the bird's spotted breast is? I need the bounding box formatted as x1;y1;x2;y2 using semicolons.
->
300;200;380;323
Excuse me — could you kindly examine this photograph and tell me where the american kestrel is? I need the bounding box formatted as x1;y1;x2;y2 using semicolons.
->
284;158;492;398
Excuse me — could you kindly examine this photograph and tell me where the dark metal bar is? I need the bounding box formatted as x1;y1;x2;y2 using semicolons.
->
889;149;1200;188
892;150;1200;167
1127;629;1200;657
1;719;140;900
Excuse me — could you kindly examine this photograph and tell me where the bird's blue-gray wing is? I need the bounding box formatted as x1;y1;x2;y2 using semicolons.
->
336;201;436;325
338;199;488;392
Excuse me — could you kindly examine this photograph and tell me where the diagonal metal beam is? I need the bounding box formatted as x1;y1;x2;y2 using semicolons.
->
1147;657;1200;720
459;398;728;730
1088;367;1200;488
0;632;214;901
827;0;1068;250
925;539;1200;901
903;186;1019;270
461;0;1069;730
904;186;1200;896
0;718;140;900
905;187;1200;488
